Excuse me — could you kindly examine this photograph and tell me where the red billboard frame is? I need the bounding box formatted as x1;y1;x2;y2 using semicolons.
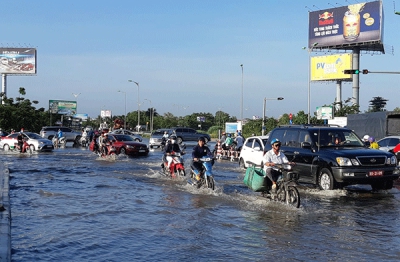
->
308;1;384;52
0;48;37;74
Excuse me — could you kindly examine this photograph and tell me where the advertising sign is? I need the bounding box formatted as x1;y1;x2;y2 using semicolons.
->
225;122;242;134
197;116;206;122
316;106;334;120
49;100;77;115
308;1;383;51
101;110;112;118
311;53;352;81
73;113;88;121
0;48;37;74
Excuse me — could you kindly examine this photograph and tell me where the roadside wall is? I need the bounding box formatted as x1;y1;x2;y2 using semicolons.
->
0;161;11;262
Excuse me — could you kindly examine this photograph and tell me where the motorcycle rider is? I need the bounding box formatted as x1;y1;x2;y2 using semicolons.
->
55;128;63;147
191;136;213;182
164;135;182;175
263;138;293;193
101;133;110;155
17;132;24;153
369;136;379;149
235;132;244;151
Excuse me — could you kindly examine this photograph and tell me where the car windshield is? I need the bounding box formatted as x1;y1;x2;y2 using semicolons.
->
311;129;364;147
152;130;169;136
114;135;134;142
25;132;42;139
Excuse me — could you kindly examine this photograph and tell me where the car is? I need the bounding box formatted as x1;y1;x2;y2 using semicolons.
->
109;129;143;142
0;130;9;139
377;136;400;152
149;128;173;149
262;125;399;191
40;126;81;143
107;134;149;156
170;127;211;144
0;132;54;152
238;135;269;168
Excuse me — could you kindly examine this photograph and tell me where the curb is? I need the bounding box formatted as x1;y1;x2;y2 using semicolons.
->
0;162;11;262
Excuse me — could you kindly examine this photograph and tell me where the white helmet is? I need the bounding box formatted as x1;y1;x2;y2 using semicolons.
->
363;135;370;142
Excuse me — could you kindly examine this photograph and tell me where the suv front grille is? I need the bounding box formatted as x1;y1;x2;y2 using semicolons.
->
356;156;387;166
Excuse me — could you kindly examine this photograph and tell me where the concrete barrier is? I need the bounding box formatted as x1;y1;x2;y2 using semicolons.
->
0;162;11;262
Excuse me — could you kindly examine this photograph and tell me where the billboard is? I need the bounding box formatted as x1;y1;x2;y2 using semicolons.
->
308;1;383;52
100;110;112;118
0;48;37;74
311;53;352;81
316;106;334;120
49;100;77;115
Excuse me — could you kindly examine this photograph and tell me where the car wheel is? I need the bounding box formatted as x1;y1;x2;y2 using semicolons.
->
318;168;335;190
239;158;245;169
135;138;140;142
120;148;126;155
29;145;35;152
3;144;10;151
177;137;183;144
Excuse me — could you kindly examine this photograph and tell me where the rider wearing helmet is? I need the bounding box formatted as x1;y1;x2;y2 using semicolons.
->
164;135;182;169
191;136;213;181
263;138;292;193
363;135;370;147
369;136;379;149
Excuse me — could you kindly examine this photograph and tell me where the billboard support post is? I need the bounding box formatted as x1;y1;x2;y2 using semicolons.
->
352;48;360;106
1;74;6;105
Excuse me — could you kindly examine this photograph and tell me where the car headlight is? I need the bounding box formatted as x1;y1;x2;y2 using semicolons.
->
126;145;134;149
388;156;397;165
336;157;359;166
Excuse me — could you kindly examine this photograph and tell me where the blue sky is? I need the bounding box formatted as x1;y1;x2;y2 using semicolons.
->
1;0;399;120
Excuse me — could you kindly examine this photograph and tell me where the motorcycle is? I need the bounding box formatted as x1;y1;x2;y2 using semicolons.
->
79;135;88;147
13;139;32;154
244;162;301;208
52;136;66;147
161;151;186;177
189;156;215;190
99;141;117;158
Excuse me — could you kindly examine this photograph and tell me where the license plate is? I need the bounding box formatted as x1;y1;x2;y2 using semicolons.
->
369;170;383;177
139;150;145;152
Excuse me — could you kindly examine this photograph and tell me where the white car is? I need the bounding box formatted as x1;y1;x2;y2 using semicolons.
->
377;136;400;152
0;132;54;152
238;136;269;168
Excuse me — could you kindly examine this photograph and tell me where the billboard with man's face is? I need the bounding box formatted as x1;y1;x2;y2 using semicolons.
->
308;1;383;52
0;48;37;74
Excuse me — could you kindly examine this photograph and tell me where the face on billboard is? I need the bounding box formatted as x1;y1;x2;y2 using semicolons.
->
308;1;382;51
0;48;37;74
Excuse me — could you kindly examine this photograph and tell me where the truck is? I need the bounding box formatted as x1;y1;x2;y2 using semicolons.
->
346;111;400;140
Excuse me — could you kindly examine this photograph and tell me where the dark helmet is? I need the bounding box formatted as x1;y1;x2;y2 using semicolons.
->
170;135;177;140
198;136;206;142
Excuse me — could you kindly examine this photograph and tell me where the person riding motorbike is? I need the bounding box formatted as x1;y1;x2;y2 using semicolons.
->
191;136;213;182
263;138;294;193
369;136;379;149
101;133;110;155
17;132;24;153
235;132;244;151
222;133;234;150
163;135;183;175
363;135;370;147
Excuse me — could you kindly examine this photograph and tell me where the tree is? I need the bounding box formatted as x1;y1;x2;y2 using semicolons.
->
333;98;360;116
368;96;388;112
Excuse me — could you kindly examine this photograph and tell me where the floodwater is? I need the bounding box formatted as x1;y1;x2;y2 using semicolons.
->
2;140;400;262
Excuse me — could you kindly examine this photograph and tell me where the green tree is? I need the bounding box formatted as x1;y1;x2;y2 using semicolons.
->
368;96;388;112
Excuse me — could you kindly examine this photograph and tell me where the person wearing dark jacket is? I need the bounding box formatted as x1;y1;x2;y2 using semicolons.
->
191;136;213;181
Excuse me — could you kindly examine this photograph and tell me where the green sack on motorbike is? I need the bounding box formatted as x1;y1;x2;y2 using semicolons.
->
243;166;268;192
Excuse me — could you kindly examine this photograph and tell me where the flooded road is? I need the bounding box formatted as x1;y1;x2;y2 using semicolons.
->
3;141;400;261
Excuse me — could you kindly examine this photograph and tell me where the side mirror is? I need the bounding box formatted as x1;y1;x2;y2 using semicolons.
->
301;142;312;149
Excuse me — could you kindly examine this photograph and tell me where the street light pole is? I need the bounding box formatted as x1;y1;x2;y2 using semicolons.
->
305;42;318;124
128;80;140;132
240;64;243;123
144;98;153;133
262;97;284;136
118;90;127;130
72;93;81;114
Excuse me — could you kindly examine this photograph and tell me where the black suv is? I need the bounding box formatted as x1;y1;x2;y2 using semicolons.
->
266;125;399;190
170;127;211;144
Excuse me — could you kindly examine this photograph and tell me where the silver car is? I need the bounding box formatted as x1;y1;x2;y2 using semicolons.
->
149;129;173;149
0;132;54;152
109;129;143;142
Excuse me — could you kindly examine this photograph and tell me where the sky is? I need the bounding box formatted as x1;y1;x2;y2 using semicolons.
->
1;0;399;120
